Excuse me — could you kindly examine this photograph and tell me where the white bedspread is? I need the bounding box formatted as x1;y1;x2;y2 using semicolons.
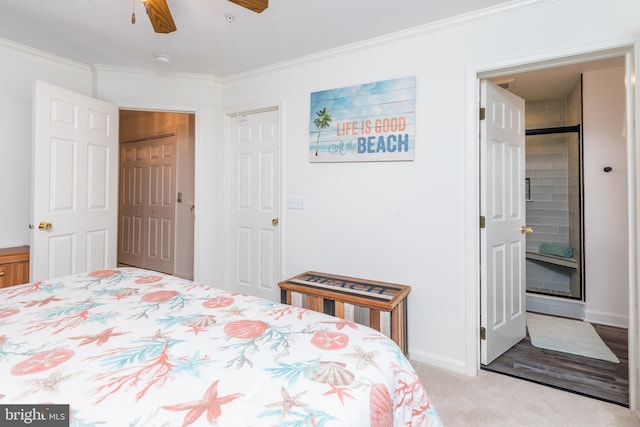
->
0;267;442;426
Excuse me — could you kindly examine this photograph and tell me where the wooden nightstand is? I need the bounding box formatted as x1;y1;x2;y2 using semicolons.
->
0;246;30;289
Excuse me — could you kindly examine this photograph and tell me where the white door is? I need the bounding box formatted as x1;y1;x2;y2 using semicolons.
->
228;109;280;301
31;81;118;281
480;80;527;365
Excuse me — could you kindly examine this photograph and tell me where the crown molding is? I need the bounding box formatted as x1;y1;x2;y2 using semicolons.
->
0;37;92;72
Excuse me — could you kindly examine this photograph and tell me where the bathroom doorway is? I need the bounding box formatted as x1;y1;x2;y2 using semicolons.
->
490;56;628;324
481;53;630;406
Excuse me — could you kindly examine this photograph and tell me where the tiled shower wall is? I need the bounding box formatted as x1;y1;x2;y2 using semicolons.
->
525;87;581;297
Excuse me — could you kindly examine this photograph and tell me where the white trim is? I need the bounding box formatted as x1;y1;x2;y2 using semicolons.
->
92;64;220;83
627;45;639;413
464;64;482;377
0;37;91;72
467;41;639;410
410;349;468;375
584;309;629;329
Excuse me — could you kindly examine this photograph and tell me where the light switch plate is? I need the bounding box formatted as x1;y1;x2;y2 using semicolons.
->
287;196;306;209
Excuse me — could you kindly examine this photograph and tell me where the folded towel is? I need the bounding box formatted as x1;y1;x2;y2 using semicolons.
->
539;242;573;258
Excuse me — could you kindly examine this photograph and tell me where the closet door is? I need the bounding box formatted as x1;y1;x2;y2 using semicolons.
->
119;141;146;268
144;136;176;274
119;136;176;274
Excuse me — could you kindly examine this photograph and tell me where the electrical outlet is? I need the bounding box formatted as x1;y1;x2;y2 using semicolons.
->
287;196;306;209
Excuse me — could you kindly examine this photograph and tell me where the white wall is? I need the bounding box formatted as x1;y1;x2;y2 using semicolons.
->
583;66;629;327
0;41;93;248
220;0;640;373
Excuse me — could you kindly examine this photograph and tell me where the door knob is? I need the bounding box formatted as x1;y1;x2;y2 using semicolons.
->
521;225;533;234
38;221;53;231
272;218;279;226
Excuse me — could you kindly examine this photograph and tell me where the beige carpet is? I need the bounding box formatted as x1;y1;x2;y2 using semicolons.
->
413;361;640;427
526;313;619;363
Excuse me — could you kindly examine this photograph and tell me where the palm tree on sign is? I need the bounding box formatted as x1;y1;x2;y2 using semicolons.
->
313;107;333;156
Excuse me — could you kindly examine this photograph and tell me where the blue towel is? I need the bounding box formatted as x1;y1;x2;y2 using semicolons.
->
539;242;573;258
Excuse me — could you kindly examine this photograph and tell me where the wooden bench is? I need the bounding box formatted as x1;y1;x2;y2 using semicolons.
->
278;271;411;355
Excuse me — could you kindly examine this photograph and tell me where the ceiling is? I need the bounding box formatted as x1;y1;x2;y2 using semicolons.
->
489;56;625;101
0;0;512;77
0;0;625;99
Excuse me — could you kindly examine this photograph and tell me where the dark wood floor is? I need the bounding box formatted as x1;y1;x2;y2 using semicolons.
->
482;316;629;407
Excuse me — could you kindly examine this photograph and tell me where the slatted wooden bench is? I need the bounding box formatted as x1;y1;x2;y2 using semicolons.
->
278;271;411;355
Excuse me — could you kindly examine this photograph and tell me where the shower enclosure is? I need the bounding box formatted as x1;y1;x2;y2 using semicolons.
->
525;124;583;300
524;78;584;301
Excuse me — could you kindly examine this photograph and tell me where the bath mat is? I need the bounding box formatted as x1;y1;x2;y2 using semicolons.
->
526;313;619;363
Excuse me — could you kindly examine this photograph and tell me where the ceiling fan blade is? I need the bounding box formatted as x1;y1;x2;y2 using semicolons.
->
228;0;268;13
144;0;177;33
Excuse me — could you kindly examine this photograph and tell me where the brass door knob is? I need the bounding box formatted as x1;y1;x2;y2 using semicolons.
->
38;221;53;231
521;225;533;234
272;218;279;226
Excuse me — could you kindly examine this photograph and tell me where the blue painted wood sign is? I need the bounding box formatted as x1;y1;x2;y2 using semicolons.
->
309;76;416;162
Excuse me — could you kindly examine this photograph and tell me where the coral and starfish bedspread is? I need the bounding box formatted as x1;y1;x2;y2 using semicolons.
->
0;267;442;426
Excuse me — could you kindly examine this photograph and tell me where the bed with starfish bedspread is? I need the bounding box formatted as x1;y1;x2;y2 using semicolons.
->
0;267;442;426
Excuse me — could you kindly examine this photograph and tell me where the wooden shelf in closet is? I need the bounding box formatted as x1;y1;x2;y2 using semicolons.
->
0;246;30;289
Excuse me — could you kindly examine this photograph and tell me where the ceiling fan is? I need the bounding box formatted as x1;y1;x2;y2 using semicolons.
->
138;0;269;34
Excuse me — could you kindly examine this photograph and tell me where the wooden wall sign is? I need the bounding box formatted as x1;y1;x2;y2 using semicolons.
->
309;76;416;162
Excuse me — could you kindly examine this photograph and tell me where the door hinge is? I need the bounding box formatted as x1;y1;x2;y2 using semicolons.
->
479;215;486;229
480;326;486;340
479;107;486;121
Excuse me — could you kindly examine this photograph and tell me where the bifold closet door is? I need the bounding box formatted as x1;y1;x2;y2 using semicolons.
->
144;136;176;274
119;136;176;274
119;141;146;268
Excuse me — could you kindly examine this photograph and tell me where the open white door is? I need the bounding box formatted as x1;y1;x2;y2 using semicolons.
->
480;80;527;365
31;81;118;281
228;109;280;301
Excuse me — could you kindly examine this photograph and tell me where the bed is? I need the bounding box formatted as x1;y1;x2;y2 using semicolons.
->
0;267;442;426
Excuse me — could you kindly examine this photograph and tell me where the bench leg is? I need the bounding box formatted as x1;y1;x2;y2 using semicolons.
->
370;309;381;332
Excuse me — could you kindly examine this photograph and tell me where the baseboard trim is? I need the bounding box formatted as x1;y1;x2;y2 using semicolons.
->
409;349;468;375
584;309;628;329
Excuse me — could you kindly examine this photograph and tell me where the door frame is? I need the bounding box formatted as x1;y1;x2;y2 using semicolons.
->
116;104;201;280
465;42;639;411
